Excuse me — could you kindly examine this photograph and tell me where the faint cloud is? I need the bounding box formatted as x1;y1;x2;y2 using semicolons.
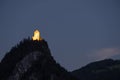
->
88;48;120;60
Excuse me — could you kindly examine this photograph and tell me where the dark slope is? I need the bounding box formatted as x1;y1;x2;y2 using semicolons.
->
72;59;120;80
0;38;77;80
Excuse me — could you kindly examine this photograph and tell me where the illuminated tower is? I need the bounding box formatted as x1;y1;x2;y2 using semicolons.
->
32;29;42;41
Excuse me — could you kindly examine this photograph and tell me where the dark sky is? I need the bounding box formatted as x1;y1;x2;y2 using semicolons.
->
0;0;120;71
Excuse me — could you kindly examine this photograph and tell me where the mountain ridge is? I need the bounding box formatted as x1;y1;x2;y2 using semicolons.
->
72;59;120;80
0;38;77;80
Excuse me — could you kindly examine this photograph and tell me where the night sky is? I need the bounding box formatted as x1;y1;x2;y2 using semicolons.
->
0;0;120;71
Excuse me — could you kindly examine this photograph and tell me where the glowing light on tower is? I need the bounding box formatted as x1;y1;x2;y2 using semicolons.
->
32;29;42;41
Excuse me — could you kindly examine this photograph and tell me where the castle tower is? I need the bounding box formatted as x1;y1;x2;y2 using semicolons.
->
32;29;42;41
